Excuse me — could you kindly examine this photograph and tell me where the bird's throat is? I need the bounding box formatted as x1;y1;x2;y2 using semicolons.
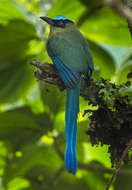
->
49;26;66;36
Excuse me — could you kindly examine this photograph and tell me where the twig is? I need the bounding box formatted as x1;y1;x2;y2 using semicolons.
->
118;139;132;168
105;138;132;190
105;170;119;190
54;137;64;161
78;162;113;175
44;166;65;190
78;161;132;177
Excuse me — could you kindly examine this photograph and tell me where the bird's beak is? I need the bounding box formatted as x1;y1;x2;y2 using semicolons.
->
40;16;54;25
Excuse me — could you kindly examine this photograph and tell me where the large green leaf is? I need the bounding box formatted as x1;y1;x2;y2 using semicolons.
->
116;58;132;84
88;41;116;79
40;83;65;115
81;7;132;46
7;177;30;190
0;107;53;150
27;166;90;190
47;0;86;22
98;43;131;68
0;0;25;25
0;19;37;103
3;144;62;187
82;170;107;190
52;172;89;190
26;166;89;190
84;143;111;168
0;20;36;62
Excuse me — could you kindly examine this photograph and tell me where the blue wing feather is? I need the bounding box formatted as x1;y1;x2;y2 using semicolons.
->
53;56;80;89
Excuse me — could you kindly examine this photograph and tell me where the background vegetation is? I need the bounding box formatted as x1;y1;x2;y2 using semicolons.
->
0;0;132;190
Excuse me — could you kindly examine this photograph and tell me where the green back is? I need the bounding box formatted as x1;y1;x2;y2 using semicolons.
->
47;25;94;73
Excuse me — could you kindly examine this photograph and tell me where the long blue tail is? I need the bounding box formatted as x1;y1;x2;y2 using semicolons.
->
52;56;80;174
65;83;80;174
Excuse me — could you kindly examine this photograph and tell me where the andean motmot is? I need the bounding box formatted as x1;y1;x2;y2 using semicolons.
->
40;15;94;174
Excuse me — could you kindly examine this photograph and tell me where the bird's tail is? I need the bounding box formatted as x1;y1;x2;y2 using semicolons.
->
65;83;80;174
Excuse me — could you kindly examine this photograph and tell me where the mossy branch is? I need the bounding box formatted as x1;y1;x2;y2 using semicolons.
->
31;59;131;106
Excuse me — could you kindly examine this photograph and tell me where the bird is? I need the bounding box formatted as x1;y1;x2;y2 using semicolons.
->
40;15;94;174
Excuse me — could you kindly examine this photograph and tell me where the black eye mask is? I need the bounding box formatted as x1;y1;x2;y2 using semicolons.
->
54;19;74;28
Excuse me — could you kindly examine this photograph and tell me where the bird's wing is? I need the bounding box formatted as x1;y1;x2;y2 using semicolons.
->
81;38;94;72
52;56;81;89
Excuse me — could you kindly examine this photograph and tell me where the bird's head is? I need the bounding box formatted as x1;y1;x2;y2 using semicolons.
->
40;15;74;30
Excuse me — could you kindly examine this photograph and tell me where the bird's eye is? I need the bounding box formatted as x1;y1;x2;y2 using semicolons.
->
57;20;65;27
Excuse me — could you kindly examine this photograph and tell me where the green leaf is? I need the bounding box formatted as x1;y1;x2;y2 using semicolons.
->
88;41;116;79
0;19;37;103
0;107;53;150
83;143;111;168
0;0;25;25
26;166;90;190
3;144;62;187
82;170;107;190
52;172;89;190
47;0;86;22
81;7;132;46
116;59;132;84
98;43;131;68
26;166;55;190
40;83;65;115
78;120;90;143
0;142;7;176
7;177;30;190
119;86;132;96
0;20;36;62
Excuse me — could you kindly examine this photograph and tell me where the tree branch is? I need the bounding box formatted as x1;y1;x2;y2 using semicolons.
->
54;136;64;161
44;166;65;190
30;59;105;106
30;59;131;106
105;138;132;190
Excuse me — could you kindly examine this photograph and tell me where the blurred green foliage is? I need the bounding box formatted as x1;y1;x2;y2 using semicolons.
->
0;0;132;190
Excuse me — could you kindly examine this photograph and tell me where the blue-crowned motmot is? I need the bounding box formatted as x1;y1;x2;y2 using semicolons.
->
40;15;94;174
